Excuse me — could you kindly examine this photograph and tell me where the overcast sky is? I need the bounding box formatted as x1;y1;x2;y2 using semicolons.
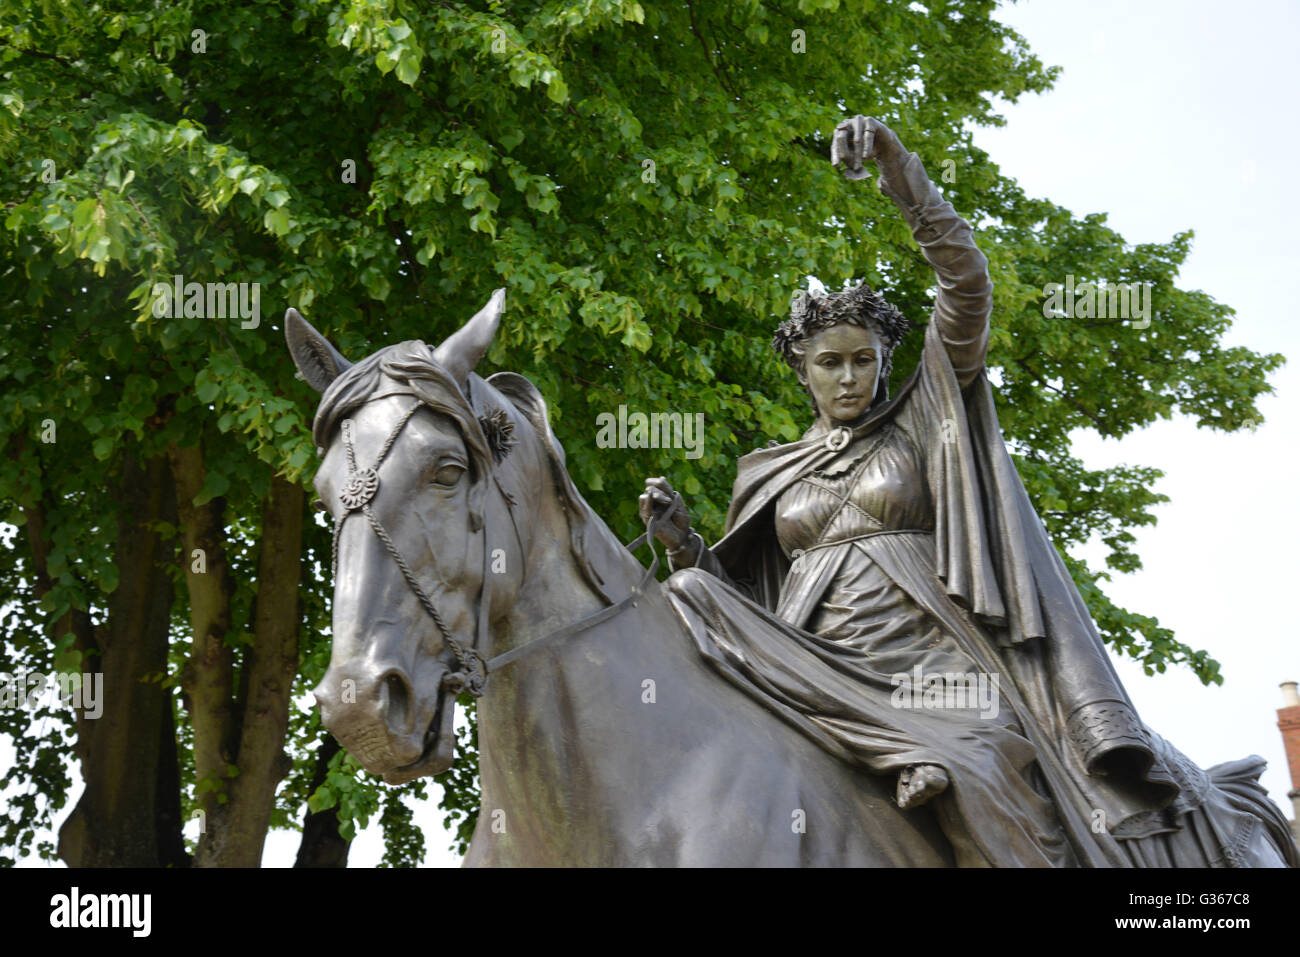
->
12;0;1299;867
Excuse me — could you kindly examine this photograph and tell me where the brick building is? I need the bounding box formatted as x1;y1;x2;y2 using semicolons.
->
1278;680;1300;843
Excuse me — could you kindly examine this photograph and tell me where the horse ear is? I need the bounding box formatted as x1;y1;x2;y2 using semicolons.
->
285;307;352;393
432;288;506;387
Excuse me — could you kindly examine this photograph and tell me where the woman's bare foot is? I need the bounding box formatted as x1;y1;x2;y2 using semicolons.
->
897;764;949;809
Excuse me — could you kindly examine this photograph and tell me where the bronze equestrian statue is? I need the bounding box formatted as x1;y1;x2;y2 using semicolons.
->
288;116;1297;867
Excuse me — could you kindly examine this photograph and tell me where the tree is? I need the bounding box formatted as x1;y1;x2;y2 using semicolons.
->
0;0;1280;865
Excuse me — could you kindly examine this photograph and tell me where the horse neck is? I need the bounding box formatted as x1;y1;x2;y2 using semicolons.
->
476;474;704;839
494;473;643;653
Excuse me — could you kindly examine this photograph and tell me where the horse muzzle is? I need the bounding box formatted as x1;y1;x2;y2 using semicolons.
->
314;656;460;783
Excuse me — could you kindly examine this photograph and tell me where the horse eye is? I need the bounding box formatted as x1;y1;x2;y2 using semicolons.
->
312;497;329;512
432;463;465;487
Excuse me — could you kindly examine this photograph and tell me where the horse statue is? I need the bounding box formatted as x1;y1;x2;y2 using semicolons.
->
286;289;1298;867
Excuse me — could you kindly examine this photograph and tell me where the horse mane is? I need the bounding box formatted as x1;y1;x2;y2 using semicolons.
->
487;372;642;605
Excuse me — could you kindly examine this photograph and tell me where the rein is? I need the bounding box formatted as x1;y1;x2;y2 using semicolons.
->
331;401;661;699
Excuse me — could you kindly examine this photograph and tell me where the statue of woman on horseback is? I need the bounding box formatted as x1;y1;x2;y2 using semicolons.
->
640;116;1298;867
287;115;1297;867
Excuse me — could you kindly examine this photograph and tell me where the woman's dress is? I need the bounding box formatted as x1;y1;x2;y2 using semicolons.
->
668;411;1074;866
662;135;1297;868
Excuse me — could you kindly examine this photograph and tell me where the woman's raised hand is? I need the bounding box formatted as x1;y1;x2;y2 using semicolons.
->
638;476;693;552
830;115;897;180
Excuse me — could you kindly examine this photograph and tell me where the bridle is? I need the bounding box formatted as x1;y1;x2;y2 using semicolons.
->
329;398;661;699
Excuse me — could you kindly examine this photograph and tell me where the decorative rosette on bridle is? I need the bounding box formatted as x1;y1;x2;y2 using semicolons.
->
339;466;380;510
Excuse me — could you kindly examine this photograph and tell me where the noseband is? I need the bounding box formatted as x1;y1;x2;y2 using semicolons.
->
330;400;660;699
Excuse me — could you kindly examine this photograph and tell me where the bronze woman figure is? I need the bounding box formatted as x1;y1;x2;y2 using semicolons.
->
642;116;1298;867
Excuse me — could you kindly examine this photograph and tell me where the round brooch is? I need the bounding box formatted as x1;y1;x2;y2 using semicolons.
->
825;426;852;452
339;467;380;510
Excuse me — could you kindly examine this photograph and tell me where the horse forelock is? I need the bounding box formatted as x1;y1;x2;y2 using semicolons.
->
312;340;493;480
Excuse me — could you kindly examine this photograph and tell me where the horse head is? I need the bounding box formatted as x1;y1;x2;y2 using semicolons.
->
286;289;539;784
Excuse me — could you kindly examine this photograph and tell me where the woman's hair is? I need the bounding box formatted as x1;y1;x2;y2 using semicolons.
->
771;280;911;406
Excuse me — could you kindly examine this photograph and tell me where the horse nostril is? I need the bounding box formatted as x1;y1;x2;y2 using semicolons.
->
381;671;412;734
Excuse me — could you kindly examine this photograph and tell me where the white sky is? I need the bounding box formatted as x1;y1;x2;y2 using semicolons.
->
11;0;1299;867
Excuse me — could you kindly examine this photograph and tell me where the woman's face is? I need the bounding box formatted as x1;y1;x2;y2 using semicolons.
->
801;322;882;425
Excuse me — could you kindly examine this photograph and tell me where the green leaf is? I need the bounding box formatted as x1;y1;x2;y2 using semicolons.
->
264;208;291;235
195;374;219;404
193;469;230;507
500;128;525;152
87;235;112;263
72;199;98;229
396;52;421;86
546;74;568;104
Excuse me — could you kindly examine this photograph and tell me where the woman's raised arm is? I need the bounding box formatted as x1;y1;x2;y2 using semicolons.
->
834;116;992;387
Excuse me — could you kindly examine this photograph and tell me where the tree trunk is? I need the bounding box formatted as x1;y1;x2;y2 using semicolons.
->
168;441;236;841
294;737;352;867
56;444;188;866
194;473;304;866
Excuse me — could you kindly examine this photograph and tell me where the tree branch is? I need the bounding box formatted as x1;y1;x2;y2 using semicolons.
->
0;38;80;73
686;0;736;98
1013;356;1110;435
